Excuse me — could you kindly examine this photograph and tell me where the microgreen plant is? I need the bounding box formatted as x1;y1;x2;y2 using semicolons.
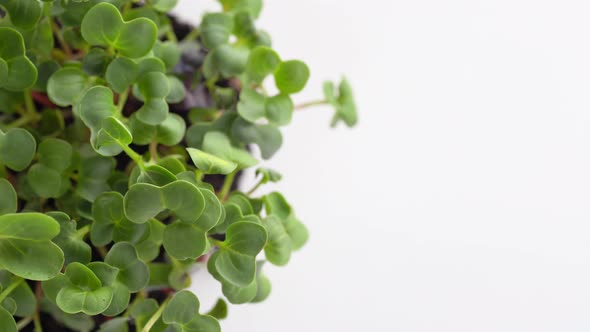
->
0;0;357;331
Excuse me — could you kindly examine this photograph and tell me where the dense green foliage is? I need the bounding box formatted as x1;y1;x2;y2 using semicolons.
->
0;0;357;330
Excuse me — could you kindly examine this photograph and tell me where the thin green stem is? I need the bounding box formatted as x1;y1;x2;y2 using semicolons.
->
33;312;42;332
149;141;159;161
295;99;329;110
23;90;37;123
195;169;204;183
76;224;90;239
96;246;108;259
50;18;72;57
121;144;145;170
165;28;178;43
218;171;236;201
246;179;263;196
0;277;23;303
142;297;171;332
6;115;34;129
117;88;130;114
182;28;200;42
16;316;33;330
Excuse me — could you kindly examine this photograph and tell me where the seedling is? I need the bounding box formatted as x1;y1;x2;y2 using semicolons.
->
0;0;357;331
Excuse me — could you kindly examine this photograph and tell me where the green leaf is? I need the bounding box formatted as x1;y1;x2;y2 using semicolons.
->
96;117;133;153
246;46;280;83
106;57;138;94
81;3;157;58
213;44;249;77
251;262;272;303
283;214;309;251
136;72;170;125
40;298;96;331
166;75;186;104
78;86;131;156
202;131;258;169
55;262;114;315
27;164;67;198
163;290;221;332
205;299;228;320
262;215;291;266
0;128;35;171
82;48;112;76
0;28;37;91
0;179;17;215
124;180;205;224
0;306;16;332
265;94;293;126
163;189;222;260
0;213;64;280
137;165;177;186
153;41;181;71
135;219;165;262
47;67;90;107
219;0;263;18
156;113;186;145
231;118;282;159
214;221;267;287
207;251;256;304
187;148;237;175
330;78;358;127
163;222;206;260
105;242;149;292
255;167;282;184
77;155;116;202
237;88;265;123
201;13;234;49
38;138;73;172
91;192;148;246
49;212;92;265
0;271;35;317
274;60;310;94
0;0;41;29
151;0;178;12
98;317;129;332
263;192;291;219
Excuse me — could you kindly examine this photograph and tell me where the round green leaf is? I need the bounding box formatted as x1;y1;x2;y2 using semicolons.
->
106;57;138;94
273;60;310;94
265;94;293;126
0;306;16;332
156;113;186;146
105;242;149;292
201;13;234;49
237;88;265;123
186;148;237;175
47;67;90;107
0;0;42;29
0;213;64;280
262;215;291;266
0;179;17;215
27;164;65;198
246;46;280;83
81;3;157;58
38;138;73;172
231;118;282;159
0;28;37;91
0;128;36;171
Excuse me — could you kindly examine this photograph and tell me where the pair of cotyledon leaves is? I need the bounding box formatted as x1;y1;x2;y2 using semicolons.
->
0;27;37;91
42;242;148;316
324;78;359;127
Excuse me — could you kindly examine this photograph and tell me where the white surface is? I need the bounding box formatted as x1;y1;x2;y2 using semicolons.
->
176;1;590;331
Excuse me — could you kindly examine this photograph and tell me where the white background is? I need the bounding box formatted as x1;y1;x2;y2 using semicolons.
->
174;1;590;331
